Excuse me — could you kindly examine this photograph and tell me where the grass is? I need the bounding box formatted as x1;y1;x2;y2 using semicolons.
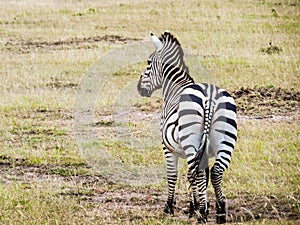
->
0;181;96;224
226;120;299;197
0;0;299;224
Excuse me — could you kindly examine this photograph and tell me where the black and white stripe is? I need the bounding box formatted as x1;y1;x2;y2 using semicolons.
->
137;31;237;223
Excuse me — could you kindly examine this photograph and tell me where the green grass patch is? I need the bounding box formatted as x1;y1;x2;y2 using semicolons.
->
225;120;299;198
0;183;91;224
100;139;163;166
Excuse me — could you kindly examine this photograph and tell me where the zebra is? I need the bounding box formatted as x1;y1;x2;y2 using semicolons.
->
137;31;237;223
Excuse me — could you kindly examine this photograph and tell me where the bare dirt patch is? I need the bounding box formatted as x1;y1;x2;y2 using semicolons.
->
3;35;141;53
232;86;300;117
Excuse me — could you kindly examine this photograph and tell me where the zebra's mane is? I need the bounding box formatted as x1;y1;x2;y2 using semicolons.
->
159;32;181;46
159;32;193;82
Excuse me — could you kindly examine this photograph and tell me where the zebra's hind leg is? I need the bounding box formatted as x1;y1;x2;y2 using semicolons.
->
211;164;227;224
163;148;178;215
188;167;210;219
189;168;209;223
187;170;198;218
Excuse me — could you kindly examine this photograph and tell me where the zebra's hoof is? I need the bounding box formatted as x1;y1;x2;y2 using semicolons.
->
163;201;174;215
195;203;209;223
197;215;208;223
196;211;208;223
188;200;198;218
216;214;226;224
216;201;226;224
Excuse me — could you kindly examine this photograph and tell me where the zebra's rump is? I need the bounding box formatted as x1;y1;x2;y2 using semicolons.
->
177;83;237;160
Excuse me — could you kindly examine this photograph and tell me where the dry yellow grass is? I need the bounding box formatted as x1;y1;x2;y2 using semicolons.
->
0;0;299;224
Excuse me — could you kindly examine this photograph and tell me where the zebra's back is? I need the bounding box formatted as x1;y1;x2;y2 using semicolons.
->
178;83;237;165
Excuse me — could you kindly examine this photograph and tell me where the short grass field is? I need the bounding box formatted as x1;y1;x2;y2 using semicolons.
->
0;0;299;224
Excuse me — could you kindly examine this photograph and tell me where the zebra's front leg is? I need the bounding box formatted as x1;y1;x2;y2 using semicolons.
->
211;164;227;224
163;148;178;215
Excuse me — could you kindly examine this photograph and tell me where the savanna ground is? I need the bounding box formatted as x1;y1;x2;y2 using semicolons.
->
0;0;299;224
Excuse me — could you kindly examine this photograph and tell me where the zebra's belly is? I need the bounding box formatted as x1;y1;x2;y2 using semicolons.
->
161;114;187;159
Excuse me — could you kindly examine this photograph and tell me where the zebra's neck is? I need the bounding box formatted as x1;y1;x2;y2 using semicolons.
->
162;68;194;116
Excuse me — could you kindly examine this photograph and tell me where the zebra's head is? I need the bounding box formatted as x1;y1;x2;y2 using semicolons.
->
138;31;192;97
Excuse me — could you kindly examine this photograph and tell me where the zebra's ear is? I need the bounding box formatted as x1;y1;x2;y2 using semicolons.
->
150;31;163;50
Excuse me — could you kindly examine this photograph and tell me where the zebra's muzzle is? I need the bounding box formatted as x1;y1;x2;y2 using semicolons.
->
138;87;152;97
137;78;152;97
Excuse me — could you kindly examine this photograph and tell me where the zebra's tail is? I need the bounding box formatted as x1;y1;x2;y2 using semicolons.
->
191;100;212;178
